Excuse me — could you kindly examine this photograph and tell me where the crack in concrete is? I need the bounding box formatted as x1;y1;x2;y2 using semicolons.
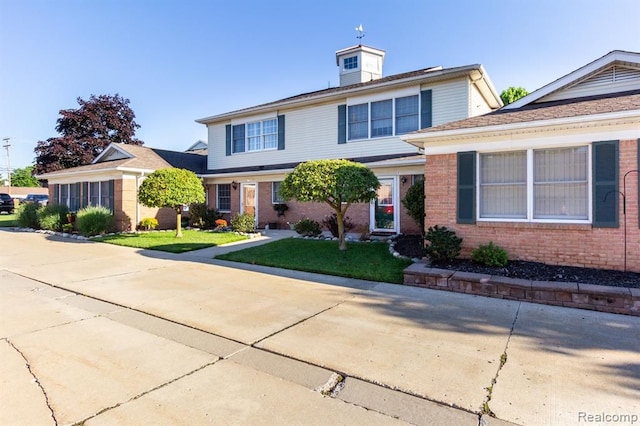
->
480;302;521;423
75;359;221;425
5;338;58;426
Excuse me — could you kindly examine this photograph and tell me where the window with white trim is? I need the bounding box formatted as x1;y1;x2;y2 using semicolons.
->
479;146;589;221
348;103;368;140
395;95;419;134
234;118;278;153
347;94;420;141
343;56;358;70
272;182;285;203
371;100;392;137
217;184;231;211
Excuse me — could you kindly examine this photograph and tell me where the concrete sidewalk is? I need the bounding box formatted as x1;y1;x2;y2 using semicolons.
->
1;229;639;425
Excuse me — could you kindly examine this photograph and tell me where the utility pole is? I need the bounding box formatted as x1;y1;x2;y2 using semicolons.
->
2;138;10;194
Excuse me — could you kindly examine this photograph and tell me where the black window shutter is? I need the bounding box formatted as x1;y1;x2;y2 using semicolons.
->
81;182;89;208
338;104;347;144
457;151;476;224
53;184;59;205
225;124;231;156
592;140;619;228
277;115;285;150
420;90;433;129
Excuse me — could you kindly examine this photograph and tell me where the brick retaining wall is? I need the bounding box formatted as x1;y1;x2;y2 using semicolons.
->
403;263;640;316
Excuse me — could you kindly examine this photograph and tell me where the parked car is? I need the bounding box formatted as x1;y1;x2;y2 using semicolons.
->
0;193;14;214
23;194;49;206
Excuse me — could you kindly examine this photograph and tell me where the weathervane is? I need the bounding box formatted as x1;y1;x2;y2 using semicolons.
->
355;24;365;45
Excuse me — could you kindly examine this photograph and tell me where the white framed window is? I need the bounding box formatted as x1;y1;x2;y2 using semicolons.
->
236;118;278;153
217;184;231;211
348;103;368;140
395;95;419;134
371;99;392;137
272;182;284;203
478;146;589;222
344;56;358;70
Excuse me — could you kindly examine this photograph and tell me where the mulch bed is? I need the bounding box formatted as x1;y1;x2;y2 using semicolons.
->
393;235;640;288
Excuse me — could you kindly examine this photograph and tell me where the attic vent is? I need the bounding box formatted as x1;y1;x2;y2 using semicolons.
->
580;66;640;88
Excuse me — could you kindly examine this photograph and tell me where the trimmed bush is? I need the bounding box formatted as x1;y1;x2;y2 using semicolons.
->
322;213;354;238
424;225;462;263
16;202;41;229
76;206;114;236
231;212;256;233
189;203;222;229
294;218;321;237
472;242;508;267
37;204;69;231
140;217;158;230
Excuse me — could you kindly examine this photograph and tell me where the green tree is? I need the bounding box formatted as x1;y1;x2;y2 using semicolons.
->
500;86;529;106
280;159;380;251
137;168;205;238
11;166;41;187
401;178;425;235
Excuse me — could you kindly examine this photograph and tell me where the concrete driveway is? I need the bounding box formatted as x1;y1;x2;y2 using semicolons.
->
1;229;638;425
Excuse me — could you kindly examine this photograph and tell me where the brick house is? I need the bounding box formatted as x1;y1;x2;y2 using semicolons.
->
403;51;640;272
196;43;502;234
38;143;207;231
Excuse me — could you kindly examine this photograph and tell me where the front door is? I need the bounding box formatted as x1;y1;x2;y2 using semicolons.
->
241;183;257;219
372;177;397;232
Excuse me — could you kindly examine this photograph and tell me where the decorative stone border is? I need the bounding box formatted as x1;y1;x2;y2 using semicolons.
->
403;263;640;317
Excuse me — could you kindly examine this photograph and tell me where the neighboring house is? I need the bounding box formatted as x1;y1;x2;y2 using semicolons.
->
196;43;502;234
37;143;207;231
403;50;640;272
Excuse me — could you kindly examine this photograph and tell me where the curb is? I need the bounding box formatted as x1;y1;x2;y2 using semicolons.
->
403;263;640;316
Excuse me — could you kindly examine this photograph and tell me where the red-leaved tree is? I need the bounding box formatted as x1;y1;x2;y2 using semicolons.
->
34;94;143;174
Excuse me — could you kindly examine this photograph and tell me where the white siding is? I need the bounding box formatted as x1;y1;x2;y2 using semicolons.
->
542;66;640;102
470;81;493;117
429;79;469;126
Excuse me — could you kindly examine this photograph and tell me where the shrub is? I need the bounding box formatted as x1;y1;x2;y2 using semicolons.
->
294;218;321;237
424;225;462;263
401;178;425;235
472;242;508;267
231;212;256;233
140;217;158;230
189;203;222;229
75;206;114;236
322;213;354;238
37;204;69;231
16;202;41;229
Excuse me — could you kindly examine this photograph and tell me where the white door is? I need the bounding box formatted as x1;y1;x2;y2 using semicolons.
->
240;183;258;224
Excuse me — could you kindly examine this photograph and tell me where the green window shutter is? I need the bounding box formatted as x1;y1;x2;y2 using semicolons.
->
338;104;347;144
420;90;433;129
225;124;231;156
592;140;619;228
109;179;115;214
457;151;476;224
277;115;285;150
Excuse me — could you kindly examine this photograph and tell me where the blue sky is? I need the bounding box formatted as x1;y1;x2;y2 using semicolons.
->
1;0;639;172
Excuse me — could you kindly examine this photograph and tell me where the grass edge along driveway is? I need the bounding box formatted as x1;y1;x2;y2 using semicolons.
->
94;230;248;253
216;238;412;284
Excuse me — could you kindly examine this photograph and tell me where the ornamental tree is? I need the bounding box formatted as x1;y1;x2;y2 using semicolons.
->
280;159;380;250
34;94;143;174
11;166;41;187
137;168;205;237
499;86;529;106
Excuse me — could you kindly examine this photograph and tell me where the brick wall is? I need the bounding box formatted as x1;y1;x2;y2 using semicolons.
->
425;140;640;272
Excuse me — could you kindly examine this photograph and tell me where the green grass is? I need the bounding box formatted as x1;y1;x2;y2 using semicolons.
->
0;213;16;227
93;230;248;253
216;238;412;283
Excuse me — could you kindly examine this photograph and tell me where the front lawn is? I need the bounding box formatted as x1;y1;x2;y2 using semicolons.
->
0;213;16;227
93;230;248;253
216;238;412;283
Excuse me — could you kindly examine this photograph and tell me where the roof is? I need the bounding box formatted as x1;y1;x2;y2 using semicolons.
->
196;63;502;124
38;143;207;178
505;50;640;109
409;89;640;134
